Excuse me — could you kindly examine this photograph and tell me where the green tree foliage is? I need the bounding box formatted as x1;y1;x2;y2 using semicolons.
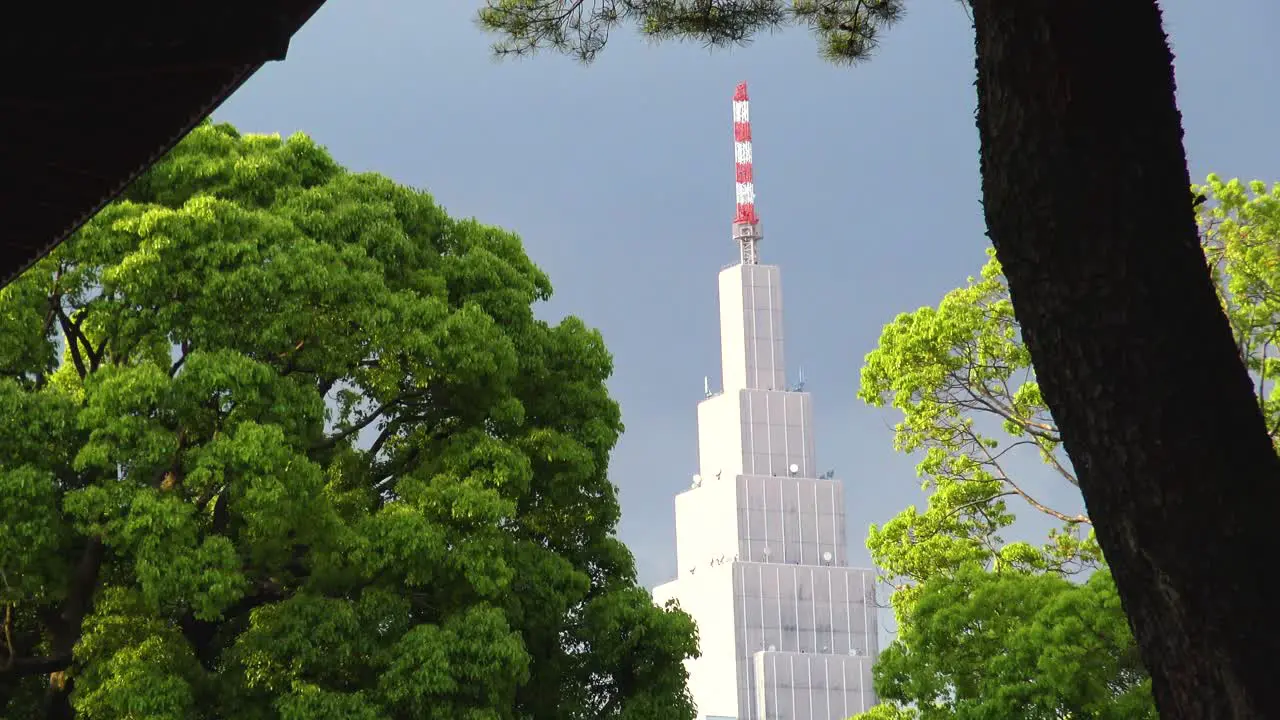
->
848;176;1280;719
866;568;1154;720
0;121;698;719
477;0;905;64
857;175;1280;620
858;251;1099;621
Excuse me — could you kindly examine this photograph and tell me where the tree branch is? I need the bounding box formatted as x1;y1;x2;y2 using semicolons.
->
55;308;87;379
0;537;110;680
0;650;72;678
316;398;399;450
170;340;191;377
961;424;1089;525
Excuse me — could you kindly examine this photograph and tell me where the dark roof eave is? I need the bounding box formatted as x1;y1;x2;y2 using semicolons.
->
0;0;327;288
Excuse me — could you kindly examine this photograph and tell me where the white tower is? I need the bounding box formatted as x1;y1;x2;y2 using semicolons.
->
652;83;879;720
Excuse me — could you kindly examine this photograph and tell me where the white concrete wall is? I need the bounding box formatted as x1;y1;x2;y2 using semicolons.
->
675;479;742;580
697;392;744;481
655;565;742;719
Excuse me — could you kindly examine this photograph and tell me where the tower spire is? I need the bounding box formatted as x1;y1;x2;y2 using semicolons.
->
732;82;762;265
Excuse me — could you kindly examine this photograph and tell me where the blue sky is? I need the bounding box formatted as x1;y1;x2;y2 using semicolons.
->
218;0;1280;591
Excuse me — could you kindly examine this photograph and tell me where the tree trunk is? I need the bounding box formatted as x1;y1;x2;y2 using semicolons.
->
969;1;1280;717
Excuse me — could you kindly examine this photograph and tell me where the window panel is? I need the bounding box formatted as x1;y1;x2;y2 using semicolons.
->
817;513;837;545
762;566;781;597
800;538;818;565
747;476;767;508
831;574;849;604
832;630;852;656
781;483;799;515
783;510;801;543
753;284;772;308
762;597;781;629
747;423;770;457
798;593;816;629
743;597;763;631
815;573;832;602
799;482;818;514
754;453;774;476
764;510;783;546
777;566;797;598
798;628;816;654
816;483;836;515
785;541;802;564
785;397;805;426
793;681;814;717
762;627;781;652
850;631;872;656
833;608;852;634
828;661;846;690
768;424;788;457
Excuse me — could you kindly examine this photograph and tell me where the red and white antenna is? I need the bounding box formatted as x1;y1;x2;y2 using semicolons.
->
732;82;762;265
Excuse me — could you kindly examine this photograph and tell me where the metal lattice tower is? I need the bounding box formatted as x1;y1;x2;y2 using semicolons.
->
732;82;762;265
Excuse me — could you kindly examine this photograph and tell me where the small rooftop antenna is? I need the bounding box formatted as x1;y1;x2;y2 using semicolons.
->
704;375;713;398
791;366;806;392
732;82;762;265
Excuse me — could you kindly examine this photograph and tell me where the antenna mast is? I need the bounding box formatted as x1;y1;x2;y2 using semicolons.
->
732;82;762;265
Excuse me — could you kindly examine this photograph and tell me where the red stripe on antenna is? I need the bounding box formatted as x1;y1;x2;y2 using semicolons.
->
734;82;749;102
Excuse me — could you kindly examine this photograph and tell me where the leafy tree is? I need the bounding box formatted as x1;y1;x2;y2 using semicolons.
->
861;568;1154;720
858;250;1100;621
850;175;1280;718
0;120;698;719
856;175;1280;610
473;4;1280;716
1198;175;1280;446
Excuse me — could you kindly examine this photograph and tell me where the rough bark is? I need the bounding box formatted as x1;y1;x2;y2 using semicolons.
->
969;0;1280;717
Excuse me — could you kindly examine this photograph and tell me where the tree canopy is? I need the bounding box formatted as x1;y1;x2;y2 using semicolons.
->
0;120;698;719
866;569;1153;720
850;175;1280;720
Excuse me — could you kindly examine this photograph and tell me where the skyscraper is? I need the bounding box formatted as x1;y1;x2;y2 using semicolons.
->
651;83;879;720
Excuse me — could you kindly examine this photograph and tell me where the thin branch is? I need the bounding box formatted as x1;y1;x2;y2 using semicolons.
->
954;371;1061;441
905;491;1018;547
987;438;1042;463
960;423;1089;525
316;398;401;450
367;416;413;460
1;603;12;671
1040;445;1080;487
1258;340;1269;419
0;650;72;678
